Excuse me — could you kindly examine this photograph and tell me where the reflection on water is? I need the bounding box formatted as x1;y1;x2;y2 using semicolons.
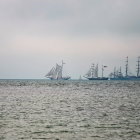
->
0;80;140;140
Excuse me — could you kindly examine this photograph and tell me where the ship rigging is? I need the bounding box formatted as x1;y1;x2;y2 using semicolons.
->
45;61;70;80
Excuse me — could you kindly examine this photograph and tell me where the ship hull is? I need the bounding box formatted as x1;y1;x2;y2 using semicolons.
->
109;76;140;80
50;77;70;80
87;77;108;80
61;77;71;80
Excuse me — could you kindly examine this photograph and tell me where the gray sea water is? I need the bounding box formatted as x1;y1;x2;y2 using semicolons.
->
0;80;140;140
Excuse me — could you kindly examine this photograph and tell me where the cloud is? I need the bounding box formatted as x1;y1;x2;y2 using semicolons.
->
0;0;140;36
0;0;140;78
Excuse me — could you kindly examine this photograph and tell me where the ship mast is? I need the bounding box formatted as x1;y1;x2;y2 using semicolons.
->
114;67;116;78
95;64;98;78
102;65;107;78
125;56;128;77
61;60;65;78
136;56;140;77
102;65;104;78
91;64;94;78
118;66;123;77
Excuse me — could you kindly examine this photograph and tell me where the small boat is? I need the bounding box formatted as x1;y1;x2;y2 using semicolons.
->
45;61;71;80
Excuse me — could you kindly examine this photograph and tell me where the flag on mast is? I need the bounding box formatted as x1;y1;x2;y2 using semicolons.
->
103;66;107;68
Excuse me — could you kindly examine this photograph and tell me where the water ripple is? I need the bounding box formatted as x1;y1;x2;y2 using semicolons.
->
0;80;140;140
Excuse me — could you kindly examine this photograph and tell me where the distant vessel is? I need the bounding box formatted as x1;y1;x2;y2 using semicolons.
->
79;75;81;80
109;56;140;80
45;61;71;80
84;63;108;80
109;66;124;80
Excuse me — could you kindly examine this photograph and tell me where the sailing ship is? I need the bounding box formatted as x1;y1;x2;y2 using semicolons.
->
45;61;71;80
109;56;140;80
109;67;124;80
84;63;108;80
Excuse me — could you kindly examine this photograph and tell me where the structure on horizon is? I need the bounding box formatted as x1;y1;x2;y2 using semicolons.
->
109;56;140;80
84;63;108;80
45;61;71;80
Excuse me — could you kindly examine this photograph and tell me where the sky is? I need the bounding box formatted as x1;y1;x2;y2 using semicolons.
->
0;0;140;79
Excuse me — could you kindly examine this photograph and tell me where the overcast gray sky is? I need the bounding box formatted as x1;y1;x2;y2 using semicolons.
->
0;0;140;79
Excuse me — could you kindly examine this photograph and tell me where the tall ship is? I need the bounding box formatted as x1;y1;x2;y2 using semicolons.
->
109;56;140;80
45;61;71;80
84;63;108;80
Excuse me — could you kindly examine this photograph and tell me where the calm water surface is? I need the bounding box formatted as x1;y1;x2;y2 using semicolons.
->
0;80;140;140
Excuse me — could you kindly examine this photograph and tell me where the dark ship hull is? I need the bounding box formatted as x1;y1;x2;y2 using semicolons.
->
50;77;71;80
87;77;108;80
110;76;140;81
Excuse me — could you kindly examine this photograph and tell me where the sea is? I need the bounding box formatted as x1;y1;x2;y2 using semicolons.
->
0;79;140;140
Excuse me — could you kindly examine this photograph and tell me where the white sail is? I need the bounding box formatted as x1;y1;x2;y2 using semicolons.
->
55;64;62;79
85;64;96;78
45;67;55;78
109;67;123;78
84;63;106;79
95;64;98;78
85;69;92;77
45;61;70;80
